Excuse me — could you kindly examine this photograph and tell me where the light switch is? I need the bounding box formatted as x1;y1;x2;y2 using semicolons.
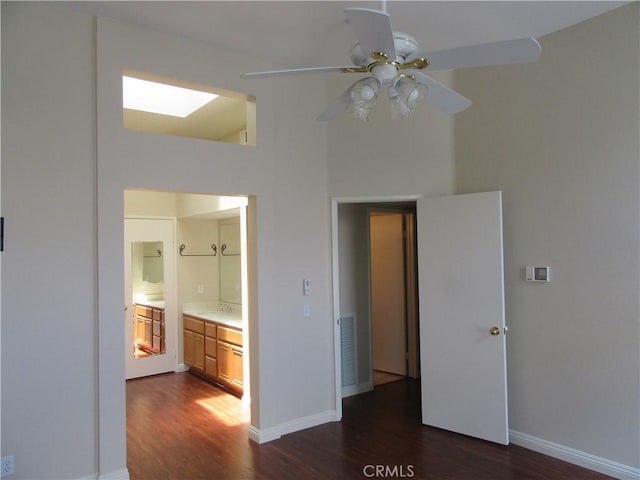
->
303;304;311;317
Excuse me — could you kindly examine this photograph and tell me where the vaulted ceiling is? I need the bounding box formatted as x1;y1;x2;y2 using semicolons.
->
66;1;625;70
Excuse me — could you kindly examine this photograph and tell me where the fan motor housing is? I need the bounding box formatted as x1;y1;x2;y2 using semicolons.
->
350;32;419;66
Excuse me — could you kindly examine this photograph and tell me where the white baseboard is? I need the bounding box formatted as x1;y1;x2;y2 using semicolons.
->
510;430;639;480
97;468;130;480
175;363;189;373
342;381;373;398
63;467;129;480
248;410;338;444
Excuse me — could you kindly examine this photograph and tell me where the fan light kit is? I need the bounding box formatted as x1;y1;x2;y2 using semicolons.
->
241;4;541;122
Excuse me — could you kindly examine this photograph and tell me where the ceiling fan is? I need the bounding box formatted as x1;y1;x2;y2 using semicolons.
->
241;5;541;121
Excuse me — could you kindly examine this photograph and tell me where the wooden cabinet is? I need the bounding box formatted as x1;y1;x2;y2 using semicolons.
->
134;304;165;354
217;326;244;394
216;340;244;391
204;322;217;379
183;314;243;396
183;315;204;373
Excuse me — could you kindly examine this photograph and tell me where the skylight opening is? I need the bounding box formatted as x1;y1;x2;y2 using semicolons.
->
123;76;218;118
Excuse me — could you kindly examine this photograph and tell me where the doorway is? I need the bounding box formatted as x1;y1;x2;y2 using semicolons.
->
124;189;251;395
369;209;419;386
124;217;177;379
332;192;509;445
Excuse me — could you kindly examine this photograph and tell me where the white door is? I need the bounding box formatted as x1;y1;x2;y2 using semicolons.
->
125;218;177;379
417;191;508;445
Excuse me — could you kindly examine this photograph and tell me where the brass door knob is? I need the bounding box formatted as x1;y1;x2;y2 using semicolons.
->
490;326;501;336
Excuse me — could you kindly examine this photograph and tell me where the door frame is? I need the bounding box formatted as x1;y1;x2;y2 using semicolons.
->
124;216;178;379
331;195;421;420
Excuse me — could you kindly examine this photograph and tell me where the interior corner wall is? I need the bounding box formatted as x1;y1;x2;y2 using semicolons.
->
1;3;98;479
454;3;639;468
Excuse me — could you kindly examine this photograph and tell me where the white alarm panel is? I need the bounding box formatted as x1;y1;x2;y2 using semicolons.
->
526;266;550;282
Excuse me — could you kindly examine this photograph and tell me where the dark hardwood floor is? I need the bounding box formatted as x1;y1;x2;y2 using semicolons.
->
127;372;613;480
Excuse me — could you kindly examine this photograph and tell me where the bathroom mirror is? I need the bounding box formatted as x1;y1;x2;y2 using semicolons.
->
219;219;241;304
131;241;165;359
140;241;164;284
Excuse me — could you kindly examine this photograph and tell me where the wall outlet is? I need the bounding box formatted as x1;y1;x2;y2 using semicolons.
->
2;455;15;476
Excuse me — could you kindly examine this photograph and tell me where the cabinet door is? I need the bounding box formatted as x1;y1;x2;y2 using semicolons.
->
205;356;217;379
136;318;146;344
152;335;161;353
193;333;205;371
144;319;153;347
231;345;243;388
217;341;231;383
205;336;217;357
184;329;195;366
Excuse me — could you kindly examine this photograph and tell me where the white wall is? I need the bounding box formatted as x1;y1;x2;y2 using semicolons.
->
124;190;178;217
178;218;219;304
337;203;373;389
2;3;334;478
1;4;97;479
326;71;457;198
455;3;639;469
94;11;333;478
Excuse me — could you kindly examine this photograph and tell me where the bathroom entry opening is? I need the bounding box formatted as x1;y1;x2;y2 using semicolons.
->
124;189;251;405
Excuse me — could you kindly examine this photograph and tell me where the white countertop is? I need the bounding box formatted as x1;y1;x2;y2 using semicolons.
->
182;309;242;329
135;300;165;309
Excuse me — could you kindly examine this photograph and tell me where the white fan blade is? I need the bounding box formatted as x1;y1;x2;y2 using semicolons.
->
345;8;396;60
316;86;354;122
405;70;472;114
409;37;541;72
241;66;358;79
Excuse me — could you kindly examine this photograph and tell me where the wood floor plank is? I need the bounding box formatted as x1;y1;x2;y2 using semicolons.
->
127;373;613;480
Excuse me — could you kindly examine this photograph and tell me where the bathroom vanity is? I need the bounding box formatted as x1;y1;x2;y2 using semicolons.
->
183;310;243;396
134;303;165;354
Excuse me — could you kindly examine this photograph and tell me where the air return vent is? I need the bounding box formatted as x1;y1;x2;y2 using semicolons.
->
340;314;357;387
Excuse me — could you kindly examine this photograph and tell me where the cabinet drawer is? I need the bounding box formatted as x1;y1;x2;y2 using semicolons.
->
152;308;164;321
184;315;204;334
205;336;217;357
205;322;216;339
153;320;161;336
136;305;152;319
205;356;217;378
218;326;242;346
